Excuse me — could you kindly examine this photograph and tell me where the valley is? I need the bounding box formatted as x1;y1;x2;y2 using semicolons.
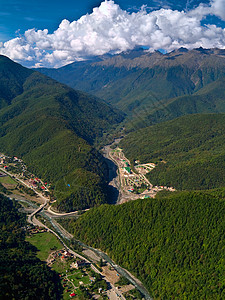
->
1;48;225;300
102;142;175;204
0;150;151;299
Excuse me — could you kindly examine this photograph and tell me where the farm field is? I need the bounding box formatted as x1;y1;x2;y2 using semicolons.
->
26;231;62;261
0;175;17;188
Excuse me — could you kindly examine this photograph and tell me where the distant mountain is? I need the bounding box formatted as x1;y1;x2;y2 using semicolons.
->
0;55;124;212
38;48;225;120
120;113;225;190
129;76;225;130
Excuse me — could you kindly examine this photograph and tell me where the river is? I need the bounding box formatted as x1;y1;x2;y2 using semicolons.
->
101;138;123;204
7;138;153;300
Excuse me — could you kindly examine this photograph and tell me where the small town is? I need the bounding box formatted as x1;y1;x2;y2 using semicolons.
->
0;151;145;300
0;152;51;199
109;147;175;203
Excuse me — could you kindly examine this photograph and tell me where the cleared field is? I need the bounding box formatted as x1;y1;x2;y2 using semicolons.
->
0;175;17;187
26;232;62;261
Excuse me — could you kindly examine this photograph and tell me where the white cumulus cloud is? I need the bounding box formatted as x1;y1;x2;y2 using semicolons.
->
0;0;225;68
211;0;225;20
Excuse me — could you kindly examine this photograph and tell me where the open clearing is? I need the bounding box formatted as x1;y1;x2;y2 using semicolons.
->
26;232;62;261
0;175;17;188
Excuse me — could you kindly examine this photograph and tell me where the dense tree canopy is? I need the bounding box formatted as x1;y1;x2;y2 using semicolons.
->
120;114;225;190
0;194;61;299
66;190;225;299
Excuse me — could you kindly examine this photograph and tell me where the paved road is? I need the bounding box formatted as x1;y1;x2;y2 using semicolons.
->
2;160;152;299
0;167;49;223
47;205;89;217
30;214;125;300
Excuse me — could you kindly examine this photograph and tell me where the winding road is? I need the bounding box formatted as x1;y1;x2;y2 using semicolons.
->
2;152;152;300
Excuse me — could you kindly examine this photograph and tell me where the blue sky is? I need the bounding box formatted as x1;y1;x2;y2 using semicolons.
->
0;0;225;67
0;0;102;41
0;0;214;42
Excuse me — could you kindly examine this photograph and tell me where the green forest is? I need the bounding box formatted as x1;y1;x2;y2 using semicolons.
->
139;76;225;127
0;194;62;299
0;56;123;212
39;48;225;119
120;113;225;190
66;189;225;299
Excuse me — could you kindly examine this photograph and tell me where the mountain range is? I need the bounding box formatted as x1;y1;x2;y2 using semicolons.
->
38;47;225;129
1;46;225;300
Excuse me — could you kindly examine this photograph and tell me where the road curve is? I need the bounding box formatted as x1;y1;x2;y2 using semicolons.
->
30;215;125;300
2;160;152;299
47;205;89;216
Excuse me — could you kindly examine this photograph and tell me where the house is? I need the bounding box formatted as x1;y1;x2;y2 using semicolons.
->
72;260;88;269
69;293;76;298
64;251;71;257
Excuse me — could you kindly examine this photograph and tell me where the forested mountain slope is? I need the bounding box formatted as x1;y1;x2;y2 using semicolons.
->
0;55;123;211
0;194;61;299
66;190;225;299
0;55;32;109
38;48;225;118
131;76;225;128
120;114;225;190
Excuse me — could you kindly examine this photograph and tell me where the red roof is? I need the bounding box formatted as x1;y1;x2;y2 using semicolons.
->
69;293;76;297
41;186;45;189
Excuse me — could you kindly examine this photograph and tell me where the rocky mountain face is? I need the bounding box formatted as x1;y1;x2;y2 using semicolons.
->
38;48;225;123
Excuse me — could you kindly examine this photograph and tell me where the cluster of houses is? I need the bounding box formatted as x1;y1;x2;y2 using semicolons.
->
48;249;89;269
28;177;49;191
0;154;24;169
0;151;50;194
70;260;89;269
27;226;47;235
0;154;9;170
48;249;72;266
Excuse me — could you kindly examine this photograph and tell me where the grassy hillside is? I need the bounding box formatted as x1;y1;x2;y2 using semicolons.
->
66;190;225;299
0;56;123;211
120;114;225;190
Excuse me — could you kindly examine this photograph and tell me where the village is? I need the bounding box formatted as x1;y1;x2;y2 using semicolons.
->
110;147;175;202
0;151;144;300
26;225;139;300
0;152;51;198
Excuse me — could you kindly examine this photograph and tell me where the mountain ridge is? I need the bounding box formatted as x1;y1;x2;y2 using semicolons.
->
0;55;123;211
37;48;225;121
